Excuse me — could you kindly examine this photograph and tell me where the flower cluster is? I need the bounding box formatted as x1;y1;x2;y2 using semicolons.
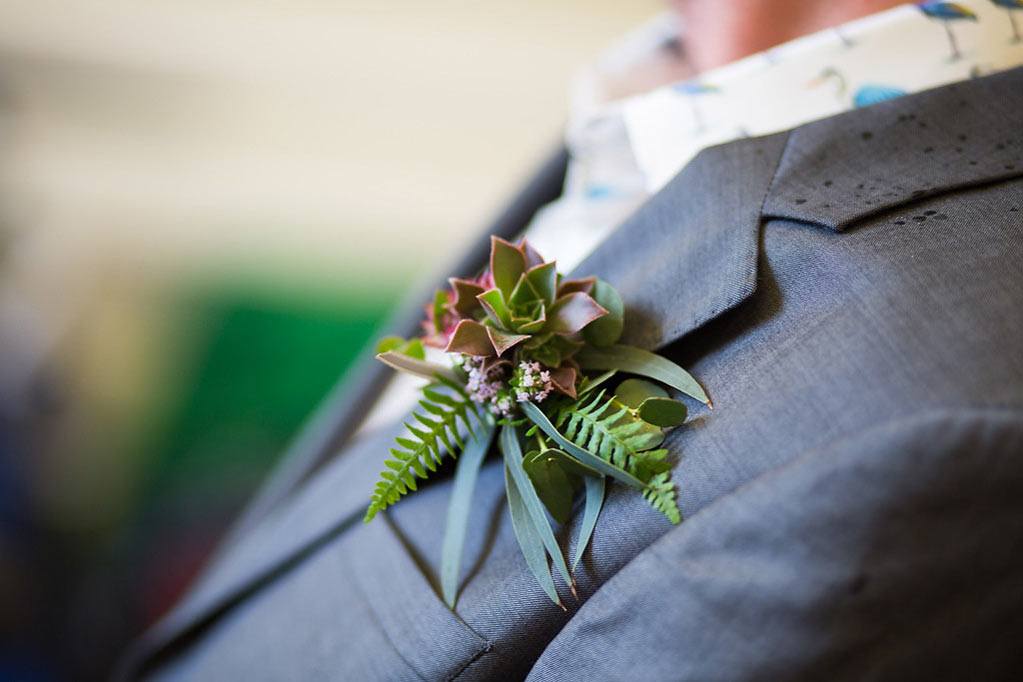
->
461;356;513;416
459;356;557;417
511;361;554;403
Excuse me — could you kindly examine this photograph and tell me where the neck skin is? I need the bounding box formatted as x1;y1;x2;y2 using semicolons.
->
670;0;904;72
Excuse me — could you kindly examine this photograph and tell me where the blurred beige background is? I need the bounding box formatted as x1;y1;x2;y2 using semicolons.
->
0;0;658;291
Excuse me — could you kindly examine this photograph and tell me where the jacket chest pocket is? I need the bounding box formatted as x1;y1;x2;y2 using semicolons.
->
346;518;490;681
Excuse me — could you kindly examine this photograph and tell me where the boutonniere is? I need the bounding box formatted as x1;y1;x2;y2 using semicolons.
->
365;237;710;608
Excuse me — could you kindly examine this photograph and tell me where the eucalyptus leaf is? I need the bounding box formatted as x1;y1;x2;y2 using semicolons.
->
576;344;710;406
525;455;574;524
582;279;624;347
573;475;605;571
505;464;562;608
521;402;646;489
441;419;495;607
376;350;459;382
544;447;600;478
638;397;688;427
500;425;573;589
614;378;667;408
578;370;618;398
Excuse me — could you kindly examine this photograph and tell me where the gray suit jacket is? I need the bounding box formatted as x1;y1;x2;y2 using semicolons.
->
120;67;1023;681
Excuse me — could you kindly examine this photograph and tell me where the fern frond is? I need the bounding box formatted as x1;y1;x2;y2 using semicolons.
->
364;384;481;522
643;471;680;524
554;390;680;523
554;390;665;473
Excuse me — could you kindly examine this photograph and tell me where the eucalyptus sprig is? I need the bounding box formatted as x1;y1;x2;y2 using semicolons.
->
364;236;710;608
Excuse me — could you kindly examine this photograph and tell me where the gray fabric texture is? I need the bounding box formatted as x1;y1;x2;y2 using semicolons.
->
527;410;1023;681
122;67;1023;681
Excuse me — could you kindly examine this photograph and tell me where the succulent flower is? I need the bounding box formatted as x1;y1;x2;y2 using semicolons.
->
445;237;610;366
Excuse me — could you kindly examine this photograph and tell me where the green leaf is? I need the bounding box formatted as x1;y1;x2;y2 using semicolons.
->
376;350;459;382
553;390;664;472
505;464;562;608
638;397;688;427
521;402;645;489
500;425;573;590
573;475;605;571
376;336;405;354
401;338;426;360
644;471;681;525
365;384;481;521
525;453;574;524
491;236;526;298
545;292;608;335
576;344;710;406
582;279;624;347
441;418;496;608
578;370;618;398
614;378;667;408
377;337;425;360
543;447;600;478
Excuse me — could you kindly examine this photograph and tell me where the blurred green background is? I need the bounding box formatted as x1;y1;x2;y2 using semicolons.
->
0;1;658;679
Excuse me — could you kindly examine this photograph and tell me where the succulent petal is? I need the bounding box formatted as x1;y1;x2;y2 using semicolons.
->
490;236;526;299
524;261;558;306
520;238;545;269
545;292;609;335
445;319;496;356
449;278;485;316
549;366;578;399
557;276;596;297
487;327;530;356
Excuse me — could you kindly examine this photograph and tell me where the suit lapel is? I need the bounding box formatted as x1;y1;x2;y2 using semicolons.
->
573;132;789;350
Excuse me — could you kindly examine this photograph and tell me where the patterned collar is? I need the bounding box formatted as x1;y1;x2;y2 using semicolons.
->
525;1;1023;271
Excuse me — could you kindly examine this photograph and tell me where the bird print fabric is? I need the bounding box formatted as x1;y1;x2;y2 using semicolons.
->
626;1;1023;191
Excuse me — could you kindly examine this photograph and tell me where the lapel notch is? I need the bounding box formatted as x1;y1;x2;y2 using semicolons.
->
574;132;790;350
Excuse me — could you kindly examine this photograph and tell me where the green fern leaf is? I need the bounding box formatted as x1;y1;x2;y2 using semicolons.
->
364;383;481;522
553;391;680;524
555;390;665;474
643;471;680;524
